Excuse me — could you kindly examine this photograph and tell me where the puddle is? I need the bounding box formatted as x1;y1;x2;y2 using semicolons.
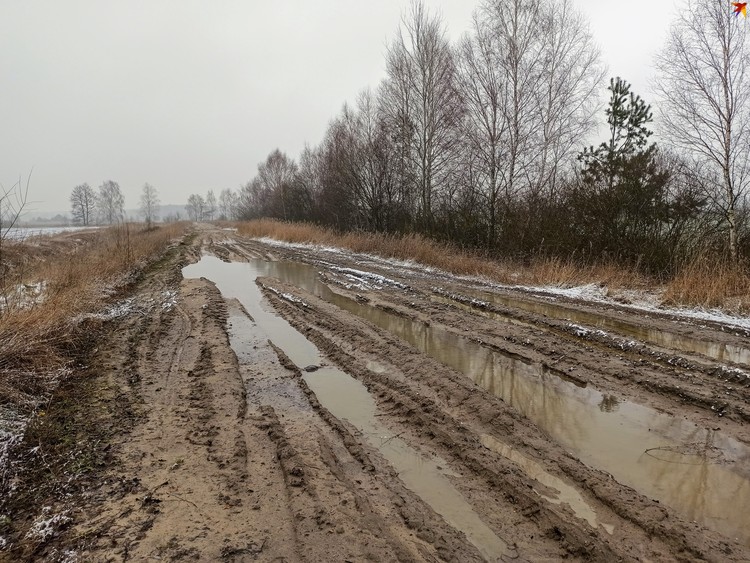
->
183;256;516;561
227;307;312;412
479;434;614;535
465;290;750;367
185;256;750;545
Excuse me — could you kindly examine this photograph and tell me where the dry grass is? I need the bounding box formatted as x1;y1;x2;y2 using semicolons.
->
664;255;750;312
234;219;750;312
234;219;507;279
233;219;648;289
0;223;188;410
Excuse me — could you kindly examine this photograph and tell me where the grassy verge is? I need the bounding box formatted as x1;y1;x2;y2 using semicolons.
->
232;219;750;312
0;223;188;412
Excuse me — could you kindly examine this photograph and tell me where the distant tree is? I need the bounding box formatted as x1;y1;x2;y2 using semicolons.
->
185;194;205;221
258;149;298;220
218;188;239;220
654;0;750;262
97;180;124;224
139;183;160;229
205;190;217;221
70;183;96;226
237;149;299;220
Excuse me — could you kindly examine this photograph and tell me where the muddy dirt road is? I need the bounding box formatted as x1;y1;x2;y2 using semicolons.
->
5;225;750;562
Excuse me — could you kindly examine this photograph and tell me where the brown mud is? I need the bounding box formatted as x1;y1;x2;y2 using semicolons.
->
2;225;750;562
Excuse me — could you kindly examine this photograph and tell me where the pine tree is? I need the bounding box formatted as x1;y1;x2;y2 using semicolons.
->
579;77;653;189
572;77;676;270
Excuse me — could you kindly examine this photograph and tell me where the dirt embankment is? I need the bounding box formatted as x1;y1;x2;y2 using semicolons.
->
3;225;750;562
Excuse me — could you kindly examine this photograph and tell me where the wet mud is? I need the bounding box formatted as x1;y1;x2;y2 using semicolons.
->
19;227;750;562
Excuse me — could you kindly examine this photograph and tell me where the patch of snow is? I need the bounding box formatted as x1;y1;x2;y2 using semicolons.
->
253;236;750;332
330;266;409;290
24;507;71;542
161;290;178;311
76;297;137;322
0;536;7;549
261;284;309;308
0;407;28;480
0;281;47;312
5;226;101;241
256;237;347;256
567;323;590;337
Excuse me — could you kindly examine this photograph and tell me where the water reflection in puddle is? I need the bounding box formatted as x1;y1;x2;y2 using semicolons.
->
479;435;614;535
183;256;516;560
465;290;750;367
185;255;750;545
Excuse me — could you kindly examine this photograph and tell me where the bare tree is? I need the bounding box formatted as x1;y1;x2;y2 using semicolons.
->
205;190;217;221
97;180;125;225
654;0;750;261
139;183;160;229
456;0;602;246
531;0;603;196
185;194;205;221
257;149;298;220
0;174;31;307
382;1;463;230
218;188;239;220
70;183;96;226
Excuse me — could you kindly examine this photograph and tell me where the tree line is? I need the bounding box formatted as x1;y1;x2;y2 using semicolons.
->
70;181;160;228
212;0;747;275
184;189;239;222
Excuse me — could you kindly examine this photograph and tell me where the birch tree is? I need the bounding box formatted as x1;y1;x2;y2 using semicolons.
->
139;183;160;228
97;180;124;225
654;0;750;261
382;1;463;231
457;0;602;246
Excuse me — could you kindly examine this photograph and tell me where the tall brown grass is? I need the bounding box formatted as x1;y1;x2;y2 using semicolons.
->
234;219;750;311
664;254;750;312
233;219;649;289
0;223;187;410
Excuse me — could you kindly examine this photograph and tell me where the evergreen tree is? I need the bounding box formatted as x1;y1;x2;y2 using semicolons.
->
579;77;653;189
571;78;676;271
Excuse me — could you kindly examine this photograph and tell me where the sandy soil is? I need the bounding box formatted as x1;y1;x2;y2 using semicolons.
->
2;225;749;562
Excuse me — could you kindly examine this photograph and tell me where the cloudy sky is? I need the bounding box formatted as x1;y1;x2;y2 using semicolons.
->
1;0;679;216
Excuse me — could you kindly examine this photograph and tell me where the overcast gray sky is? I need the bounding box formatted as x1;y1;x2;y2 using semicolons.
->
1;0;679;215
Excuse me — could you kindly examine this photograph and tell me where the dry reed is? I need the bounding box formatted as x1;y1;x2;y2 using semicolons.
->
233;219;649;289
0;223;187;410
664;254;750;312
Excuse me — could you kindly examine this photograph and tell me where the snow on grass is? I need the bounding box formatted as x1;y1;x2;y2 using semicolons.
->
161;289;178;311
329;266;409;290
252;236;750;332
24;506;71;542
0;407;27;483
5;226;101;241
0;281;47;312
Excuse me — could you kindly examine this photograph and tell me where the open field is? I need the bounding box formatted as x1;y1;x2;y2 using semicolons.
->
1;223;750;561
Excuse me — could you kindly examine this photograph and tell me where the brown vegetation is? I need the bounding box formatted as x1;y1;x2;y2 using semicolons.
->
0;223;187;411
664;253;750;311
234;219;750;312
